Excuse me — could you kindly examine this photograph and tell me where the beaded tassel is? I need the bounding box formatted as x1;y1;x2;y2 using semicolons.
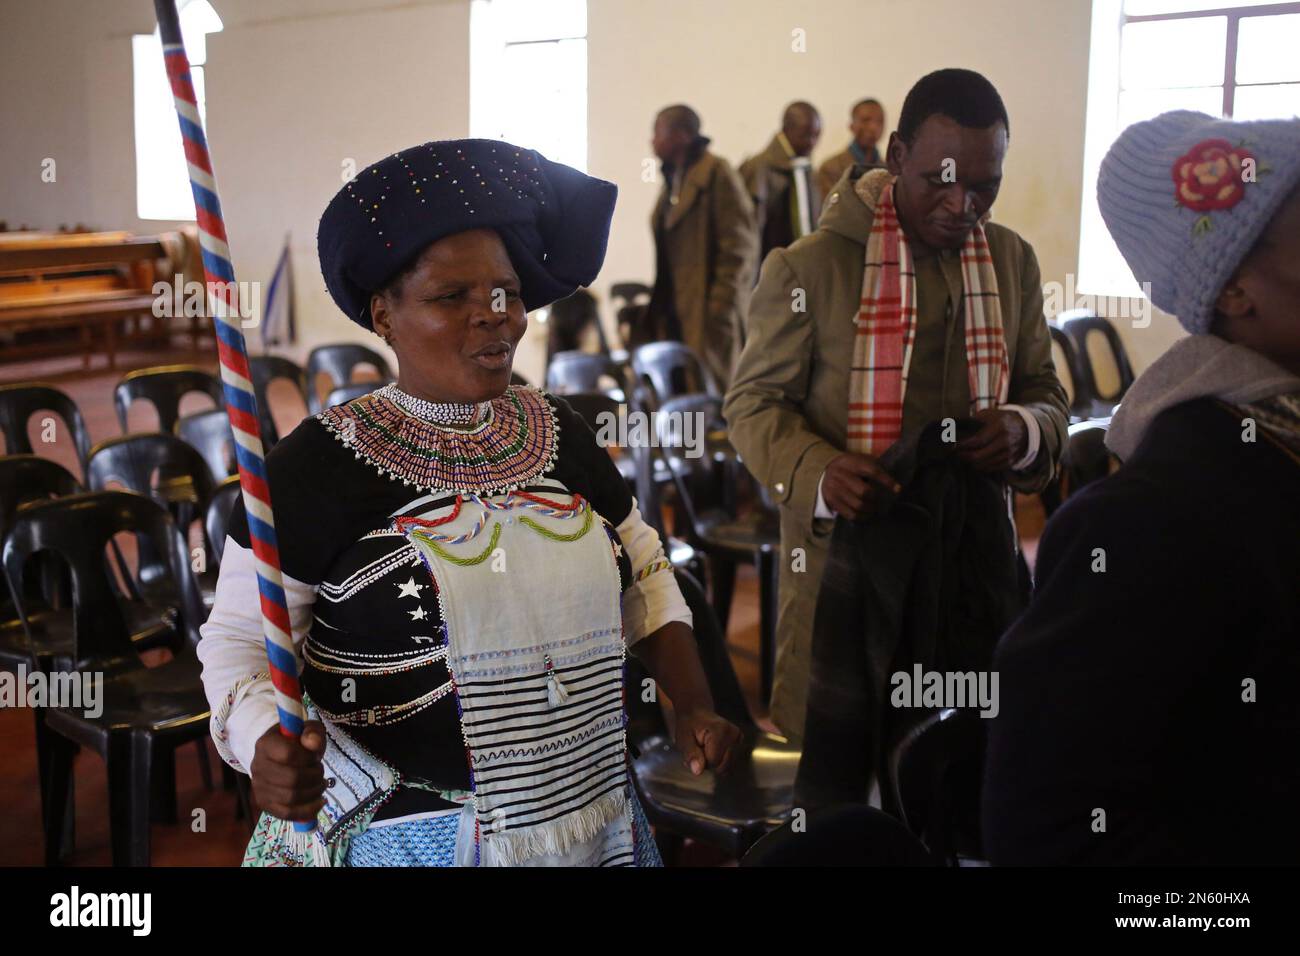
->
544;654;569;707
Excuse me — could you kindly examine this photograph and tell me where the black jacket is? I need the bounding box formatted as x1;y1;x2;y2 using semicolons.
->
983;398;1300;865
794;419;1025;809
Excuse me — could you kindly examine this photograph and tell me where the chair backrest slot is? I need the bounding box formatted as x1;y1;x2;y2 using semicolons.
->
113;365;224;435
305;344;394;414
2;490;205;664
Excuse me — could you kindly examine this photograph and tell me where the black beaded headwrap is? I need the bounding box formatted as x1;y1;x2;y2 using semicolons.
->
317;139;618;329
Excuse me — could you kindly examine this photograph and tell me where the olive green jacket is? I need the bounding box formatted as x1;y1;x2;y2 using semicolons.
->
646;150;757;390
723;166;1068;740
816;147;862;204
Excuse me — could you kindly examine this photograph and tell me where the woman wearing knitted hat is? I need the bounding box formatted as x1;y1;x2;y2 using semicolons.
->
198;140;740;866
983;111;1300;865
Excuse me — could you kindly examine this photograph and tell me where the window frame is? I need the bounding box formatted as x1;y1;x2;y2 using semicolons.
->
132;0;224;222
1121;1;1300;116
1076;0;1300;298
469;0;589;173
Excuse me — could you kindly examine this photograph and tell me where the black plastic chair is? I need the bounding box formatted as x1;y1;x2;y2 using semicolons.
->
248;355;308;447
554;391;637;492
1042;420;1114;518
546;289;609;364
630;341;721;407
1063;420;1114;494
306;343;393;413
1047;322;1093;423
654;394;781;703
0;455;174;671
741;803;939;867
553;390;706;583
557;391;619;433
609;281;652;313
0;455;77;519
86;433;218;608
0;383;94;480
0;457;178;858
2;490;210;866
1060;311;1135;419
0;455;82;860
203;475;242;568
1;456;79;657
87;433;217;517
178;408;236;482
627;568;799;862
324;381;385;408
114;365;224;435
616;303;652;351
626;344;724;538
884;708;987;866
617;372;677;542
545;350;626;399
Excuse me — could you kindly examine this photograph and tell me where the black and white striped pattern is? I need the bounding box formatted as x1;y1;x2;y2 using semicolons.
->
459;638;628;839
406;484;635;866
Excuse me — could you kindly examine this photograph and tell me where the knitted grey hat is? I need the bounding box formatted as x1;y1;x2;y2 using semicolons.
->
1097;110;1300;334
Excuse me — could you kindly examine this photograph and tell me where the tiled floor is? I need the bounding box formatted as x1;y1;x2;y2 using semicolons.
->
0;344;1041;865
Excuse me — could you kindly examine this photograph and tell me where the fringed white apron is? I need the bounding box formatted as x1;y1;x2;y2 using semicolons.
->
403;482;635;867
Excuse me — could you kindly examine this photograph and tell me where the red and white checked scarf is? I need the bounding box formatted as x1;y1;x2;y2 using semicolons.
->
848;178;1009;455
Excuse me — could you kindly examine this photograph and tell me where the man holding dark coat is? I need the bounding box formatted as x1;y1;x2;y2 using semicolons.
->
725;70;1068;744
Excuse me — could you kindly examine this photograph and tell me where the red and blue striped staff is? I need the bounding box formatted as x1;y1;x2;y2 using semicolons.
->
153;0;312;832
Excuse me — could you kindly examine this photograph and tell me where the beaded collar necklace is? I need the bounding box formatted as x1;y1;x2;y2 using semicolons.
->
318;384;559;495
379;383;493;431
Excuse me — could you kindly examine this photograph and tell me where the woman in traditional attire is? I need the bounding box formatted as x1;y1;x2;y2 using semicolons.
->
198;139;740;866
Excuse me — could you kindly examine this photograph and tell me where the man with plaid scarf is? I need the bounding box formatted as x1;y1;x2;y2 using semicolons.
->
724;69;1068;743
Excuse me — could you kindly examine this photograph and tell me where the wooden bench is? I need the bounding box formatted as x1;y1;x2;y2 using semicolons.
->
0;231;205;370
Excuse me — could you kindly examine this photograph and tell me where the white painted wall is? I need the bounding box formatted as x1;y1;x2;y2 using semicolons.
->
0;0;1184;381
587;0;1184;370
0;0;471;372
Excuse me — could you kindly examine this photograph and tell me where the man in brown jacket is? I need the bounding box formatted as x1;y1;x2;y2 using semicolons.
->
816;98;886;200
739;102;823;267
645;105;758;390
724;69;1068;741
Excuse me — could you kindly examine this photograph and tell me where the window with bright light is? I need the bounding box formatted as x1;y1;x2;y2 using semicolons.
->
1078;0;1300;297
132;0;224;221
470;0;588;172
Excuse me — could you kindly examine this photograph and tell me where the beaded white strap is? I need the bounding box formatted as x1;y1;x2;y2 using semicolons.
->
380;382;494;431
211;670;271;773
313;679;456;727
316;544;422;603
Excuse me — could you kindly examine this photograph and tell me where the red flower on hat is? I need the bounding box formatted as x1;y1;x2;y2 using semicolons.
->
1172;138;1256;213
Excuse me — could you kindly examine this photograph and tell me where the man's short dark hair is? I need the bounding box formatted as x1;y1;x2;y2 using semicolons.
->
782;101;820;130
852;98;883;114
896;69;1009;145
658;104;701;138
